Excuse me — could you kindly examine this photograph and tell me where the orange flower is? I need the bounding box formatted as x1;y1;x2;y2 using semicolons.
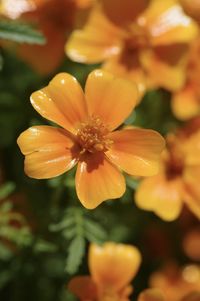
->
0;0;91;75
172;37;200;120
149;264;200;301
68;242;141;301
135;122;200;221
66;0;198;98
17;70;165;208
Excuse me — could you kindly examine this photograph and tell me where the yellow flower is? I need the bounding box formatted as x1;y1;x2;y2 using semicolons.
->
68;242;141;301
17;70;165;208
66;0;198;98
149;264;200;301
135;121;200;221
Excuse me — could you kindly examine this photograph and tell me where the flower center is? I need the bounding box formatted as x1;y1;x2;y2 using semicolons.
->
76;116;113;153
125;21;150;51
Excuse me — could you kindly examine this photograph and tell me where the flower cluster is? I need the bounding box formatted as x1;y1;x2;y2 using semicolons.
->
1;0;200;300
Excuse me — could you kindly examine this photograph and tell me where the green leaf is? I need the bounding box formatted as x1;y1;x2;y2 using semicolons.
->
65;236;85;274
34;239;57;253
84;219;107;243
49;217;75;232
0;182;15;200
0;20;46;44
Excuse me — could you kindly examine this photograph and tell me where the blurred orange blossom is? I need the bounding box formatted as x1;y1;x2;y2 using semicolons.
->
135;121;200;221
172;37;200;120
68;242;141;301
66;0;198;99
149;264;200;301
0;0;91;74
17;69;165;208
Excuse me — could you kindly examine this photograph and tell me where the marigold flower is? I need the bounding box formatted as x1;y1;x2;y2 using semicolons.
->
17;70;164;208
135;122;200;221
149;264;200;301
68;242;141;301
66;0;198;98
172;37;200;120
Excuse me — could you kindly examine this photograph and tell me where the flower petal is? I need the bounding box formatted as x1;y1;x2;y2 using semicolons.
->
17;126;79;179
183;166;200;219
68;276;97;300
140;0;198;46
101;0;149;26
30;73;88;134
75;152;125;209
138;289;165;301
172;84;200;120
103;51;147;100
135;174;183;221
140;45;187;92
89;243;141;291
85;69;138;130
181;292;200;301
66;6;122;63
106;129;165;177
18;24;66;75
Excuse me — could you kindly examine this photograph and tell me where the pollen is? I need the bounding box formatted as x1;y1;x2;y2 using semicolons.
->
76;116;113;153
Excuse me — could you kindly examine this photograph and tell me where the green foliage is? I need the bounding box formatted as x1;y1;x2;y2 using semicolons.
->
0;182;16;200
0;20;46;44
50;207;108;275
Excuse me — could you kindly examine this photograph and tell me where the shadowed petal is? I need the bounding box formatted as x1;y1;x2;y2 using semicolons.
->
101;0;149;26
183;166;200;219
68;276;97;300
106;129;165;177
85;69;138;130
75;152;125;209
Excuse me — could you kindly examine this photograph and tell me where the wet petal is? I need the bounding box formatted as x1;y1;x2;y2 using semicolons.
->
75;152;125;209
172;84;200;120
89;242;141;290
135;174;183;221
106;129;165;177
30;73;88;134
66;6;122;63
17;126;79;179
68;276;97;300
85;69;138;130
138;288;165;301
